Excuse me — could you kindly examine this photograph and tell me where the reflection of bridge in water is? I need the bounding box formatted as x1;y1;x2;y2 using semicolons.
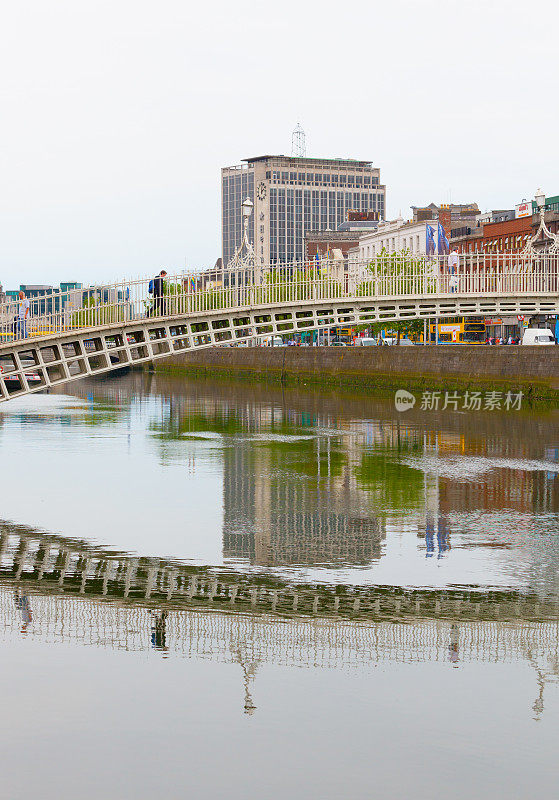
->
0;522;559;622
3;586;559;671
3;520;559;625
2;519;559;715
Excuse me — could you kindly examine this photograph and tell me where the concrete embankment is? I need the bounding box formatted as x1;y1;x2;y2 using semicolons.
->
151;345;559;398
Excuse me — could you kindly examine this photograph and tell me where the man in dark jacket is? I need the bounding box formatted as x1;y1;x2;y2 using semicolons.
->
149;269;167;317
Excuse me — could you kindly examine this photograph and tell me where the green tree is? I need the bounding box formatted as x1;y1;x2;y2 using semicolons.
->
356;248;435;298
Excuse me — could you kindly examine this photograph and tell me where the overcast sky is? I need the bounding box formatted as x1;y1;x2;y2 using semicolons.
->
1;0;557;288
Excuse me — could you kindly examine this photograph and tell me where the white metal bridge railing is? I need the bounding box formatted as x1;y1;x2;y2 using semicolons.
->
1;252;558;344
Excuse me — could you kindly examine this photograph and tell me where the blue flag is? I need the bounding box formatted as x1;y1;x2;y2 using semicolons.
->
426;225;436;256
438;222;449;255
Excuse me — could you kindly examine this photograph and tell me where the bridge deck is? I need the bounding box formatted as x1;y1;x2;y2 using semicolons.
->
1;254;558;399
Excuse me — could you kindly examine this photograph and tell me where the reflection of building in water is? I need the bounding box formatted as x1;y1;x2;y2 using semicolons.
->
223;446;258;562
439;468;559;516
222;435;384;568
424;515;451;559
49;377;559;576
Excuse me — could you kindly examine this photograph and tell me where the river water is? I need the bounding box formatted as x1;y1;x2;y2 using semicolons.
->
1;372;558;799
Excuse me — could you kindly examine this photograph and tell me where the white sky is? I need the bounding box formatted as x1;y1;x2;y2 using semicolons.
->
0;0;557;288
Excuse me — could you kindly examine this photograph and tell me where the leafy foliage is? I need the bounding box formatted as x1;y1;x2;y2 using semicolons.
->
356;248;436;297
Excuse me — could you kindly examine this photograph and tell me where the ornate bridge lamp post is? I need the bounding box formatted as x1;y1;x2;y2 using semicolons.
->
227;197;255;290
524;189;559;255
522;190;559;325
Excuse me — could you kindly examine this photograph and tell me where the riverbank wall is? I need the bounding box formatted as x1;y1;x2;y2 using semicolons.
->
150;345;559;398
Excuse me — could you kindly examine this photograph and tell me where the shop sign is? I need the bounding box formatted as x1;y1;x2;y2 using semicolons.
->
515;201;532;218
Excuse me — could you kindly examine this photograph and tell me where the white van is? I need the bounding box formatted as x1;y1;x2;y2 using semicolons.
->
521;328;556;345
355;337;381;346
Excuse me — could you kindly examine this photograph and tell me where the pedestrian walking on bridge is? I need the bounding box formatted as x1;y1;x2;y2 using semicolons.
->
17;291;30;338
448;248;459;293
148;269;167;317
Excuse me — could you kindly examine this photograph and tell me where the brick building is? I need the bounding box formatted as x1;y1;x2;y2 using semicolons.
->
483;216;533;253
452;211;559;254
451;215;533;254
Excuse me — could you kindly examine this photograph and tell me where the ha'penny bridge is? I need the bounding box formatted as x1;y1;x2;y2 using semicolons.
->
1;252;559;400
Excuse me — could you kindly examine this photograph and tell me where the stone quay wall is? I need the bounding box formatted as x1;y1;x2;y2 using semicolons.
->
152;345;559;397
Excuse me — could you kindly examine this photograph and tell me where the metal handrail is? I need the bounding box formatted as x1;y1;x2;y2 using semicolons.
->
0;252;557;343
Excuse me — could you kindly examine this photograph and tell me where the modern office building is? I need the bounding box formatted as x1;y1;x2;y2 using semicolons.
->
221;155;385;267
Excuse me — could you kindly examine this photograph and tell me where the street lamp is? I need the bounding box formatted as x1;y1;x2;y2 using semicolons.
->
242;197;253;226
535;188;546;211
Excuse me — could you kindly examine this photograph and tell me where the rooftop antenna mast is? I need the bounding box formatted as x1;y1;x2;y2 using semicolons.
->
291;123;306;157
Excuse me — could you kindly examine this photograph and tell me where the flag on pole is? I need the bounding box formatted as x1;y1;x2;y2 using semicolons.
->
426;225;436;256
437;222;449;255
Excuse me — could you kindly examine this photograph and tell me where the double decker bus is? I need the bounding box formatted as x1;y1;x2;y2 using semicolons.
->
430;316;486;344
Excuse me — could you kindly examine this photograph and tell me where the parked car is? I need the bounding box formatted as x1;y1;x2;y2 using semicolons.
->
381;337;415;346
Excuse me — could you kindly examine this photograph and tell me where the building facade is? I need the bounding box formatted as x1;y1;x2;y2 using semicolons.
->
305;230;363;260
411;202;479;224
451;215;533;254
350;216;439;262
221;155;385;267
304;211;379;259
